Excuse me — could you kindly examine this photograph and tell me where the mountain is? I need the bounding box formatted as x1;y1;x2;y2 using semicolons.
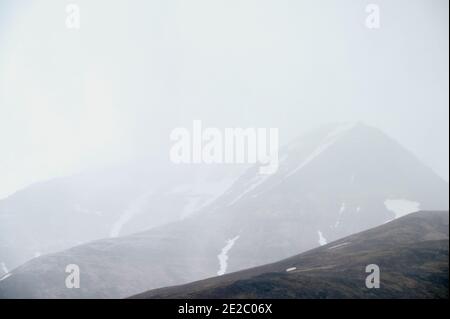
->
132;211;449;299
0;161;244;276
0;123;448;298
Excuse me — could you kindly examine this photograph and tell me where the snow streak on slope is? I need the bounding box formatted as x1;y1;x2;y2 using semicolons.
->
228;175;269;206
384;199;420;219
0;262;8;275
317;231;327;246
175;176;239;218
217;236;240;276
285;123;356;178
229;123;356;205
328;242;350;250
334;202;346;228
109;190;153;238
0;273;11;282
0;262;10;282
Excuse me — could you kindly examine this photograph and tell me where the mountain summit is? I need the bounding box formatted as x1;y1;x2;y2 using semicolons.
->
0;123;448;298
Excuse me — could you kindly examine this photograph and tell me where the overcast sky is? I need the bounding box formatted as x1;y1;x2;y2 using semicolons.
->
0;0;448;199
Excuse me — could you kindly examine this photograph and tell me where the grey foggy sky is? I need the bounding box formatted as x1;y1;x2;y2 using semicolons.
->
0;0;448;199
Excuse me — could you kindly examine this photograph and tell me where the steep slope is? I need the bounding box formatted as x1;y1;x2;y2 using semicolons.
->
133;211;449;299
0;123;448;298
0;162;243;275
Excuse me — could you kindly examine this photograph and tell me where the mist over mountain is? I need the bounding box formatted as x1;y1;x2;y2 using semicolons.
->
0;162;245;276
0;123;447;298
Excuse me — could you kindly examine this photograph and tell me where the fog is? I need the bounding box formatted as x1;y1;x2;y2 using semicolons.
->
0;1;449;299
0;0;448;199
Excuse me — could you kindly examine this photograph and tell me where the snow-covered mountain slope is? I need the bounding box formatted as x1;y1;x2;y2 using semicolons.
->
0;162;244;277
0;123;448;298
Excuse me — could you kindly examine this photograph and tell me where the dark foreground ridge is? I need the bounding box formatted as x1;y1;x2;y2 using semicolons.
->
131;211;449;299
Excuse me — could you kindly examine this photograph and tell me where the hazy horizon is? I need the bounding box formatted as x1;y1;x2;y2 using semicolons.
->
1;0;448;199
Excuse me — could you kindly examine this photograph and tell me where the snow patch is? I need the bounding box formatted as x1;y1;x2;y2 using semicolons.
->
109;190;153;238
0;262;10;282
384;199;420;219
217;236;240;276
0;273;11;282
0;262;8;274
286;267;297;272
334;202;346;227
317;231;327;246
328;242;350;250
